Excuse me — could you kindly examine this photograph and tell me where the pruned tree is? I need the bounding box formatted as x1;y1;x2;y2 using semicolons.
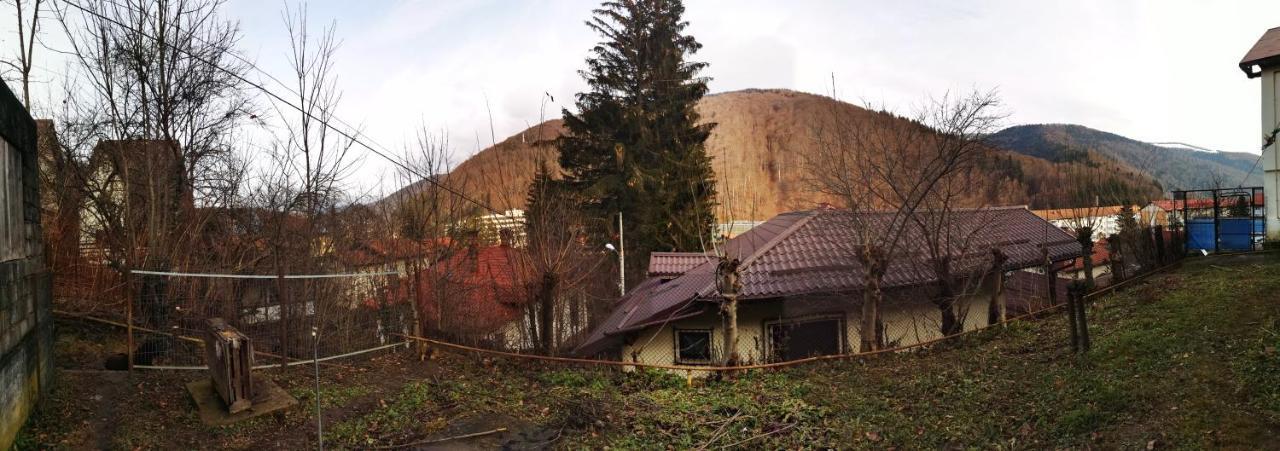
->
805;90;1003;349
521;159;608;354
904;92;1004;337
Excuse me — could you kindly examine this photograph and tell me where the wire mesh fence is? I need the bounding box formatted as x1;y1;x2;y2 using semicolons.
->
125;271;415;368
48;223;1188;374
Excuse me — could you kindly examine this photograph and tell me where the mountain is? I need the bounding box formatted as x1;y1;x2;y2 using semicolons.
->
388;89;1164;221
989;124;1263;192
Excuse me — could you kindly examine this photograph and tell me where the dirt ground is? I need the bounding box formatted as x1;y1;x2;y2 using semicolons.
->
17;321;563;450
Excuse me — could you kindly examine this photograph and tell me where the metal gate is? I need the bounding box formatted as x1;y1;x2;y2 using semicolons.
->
1175;187;1265;253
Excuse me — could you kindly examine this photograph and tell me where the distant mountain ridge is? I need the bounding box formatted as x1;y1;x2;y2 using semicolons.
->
989;124;1263;192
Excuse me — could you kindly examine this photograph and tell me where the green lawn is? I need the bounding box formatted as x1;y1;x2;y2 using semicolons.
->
18;253;1280;449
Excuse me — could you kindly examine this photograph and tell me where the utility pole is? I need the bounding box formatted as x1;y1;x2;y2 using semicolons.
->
618;212;625;296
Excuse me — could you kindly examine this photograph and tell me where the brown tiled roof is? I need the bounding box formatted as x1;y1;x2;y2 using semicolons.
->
1240;26;1280;78
575;206;1081;356
648;252;714;278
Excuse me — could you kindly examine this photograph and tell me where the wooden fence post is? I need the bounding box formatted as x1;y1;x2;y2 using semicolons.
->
1042;247;1058;308
1154;225;1166;265
1066;282;1079;353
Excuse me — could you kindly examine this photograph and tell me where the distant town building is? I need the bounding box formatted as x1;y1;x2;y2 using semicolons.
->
1031;205;1139;241
471;209;526;247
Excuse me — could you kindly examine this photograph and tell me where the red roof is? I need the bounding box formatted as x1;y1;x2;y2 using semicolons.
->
1065;239;1109;271
648;252;713;278
414;245;529;336
340;237;447;267
1149;192;1262;212
576;206;1083;355
1241;26;1280;77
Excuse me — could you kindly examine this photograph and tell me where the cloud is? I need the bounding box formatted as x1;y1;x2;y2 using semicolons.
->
7;0;1280;194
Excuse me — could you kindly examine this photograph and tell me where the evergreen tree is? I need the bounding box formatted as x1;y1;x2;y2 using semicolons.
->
557;0;717;288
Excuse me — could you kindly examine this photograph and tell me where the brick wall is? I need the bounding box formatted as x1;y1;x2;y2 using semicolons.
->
0;79;53;449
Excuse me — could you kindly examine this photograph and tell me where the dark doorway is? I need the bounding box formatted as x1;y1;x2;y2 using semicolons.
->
767;317;843;362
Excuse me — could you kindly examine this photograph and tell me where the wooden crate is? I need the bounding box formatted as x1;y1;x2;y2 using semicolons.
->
204;318;254;414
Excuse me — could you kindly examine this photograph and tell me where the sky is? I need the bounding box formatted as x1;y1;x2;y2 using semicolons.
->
6;0;1280;195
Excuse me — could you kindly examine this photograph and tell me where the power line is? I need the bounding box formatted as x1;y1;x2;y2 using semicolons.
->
56;0;516;220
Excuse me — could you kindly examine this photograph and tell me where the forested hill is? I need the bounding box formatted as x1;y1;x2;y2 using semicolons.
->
989;124;1263;192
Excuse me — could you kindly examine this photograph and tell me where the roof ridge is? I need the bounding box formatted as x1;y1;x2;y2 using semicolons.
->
737;210;818;269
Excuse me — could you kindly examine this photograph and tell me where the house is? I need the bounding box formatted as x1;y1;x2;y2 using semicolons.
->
1031;205;1139;241
0;80;54;449
1240;26;1280;241
575;206;1081;368
80;139;193;259
414;240;533;349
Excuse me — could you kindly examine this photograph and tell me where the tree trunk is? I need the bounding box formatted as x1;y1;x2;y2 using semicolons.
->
723;294;739;365
857;246;887;352
1076;227;1095;290
860;281;882;352
538;273;558;354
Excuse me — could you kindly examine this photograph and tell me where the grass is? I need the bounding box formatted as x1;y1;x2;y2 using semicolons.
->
16;253;1280;449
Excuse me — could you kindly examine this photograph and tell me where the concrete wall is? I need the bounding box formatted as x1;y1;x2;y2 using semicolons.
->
0;80;53;449
1263;68;1280;241
622;287;995;372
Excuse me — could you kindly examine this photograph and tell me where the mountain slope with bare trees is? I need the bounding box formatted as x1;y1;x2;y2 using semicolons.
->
389;89;1162;220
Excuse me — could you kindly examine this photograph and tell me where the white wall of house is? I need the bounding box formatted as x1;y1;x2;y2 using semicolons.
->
1047;216;1125;241
621;289;994;372
1263;67;1280;241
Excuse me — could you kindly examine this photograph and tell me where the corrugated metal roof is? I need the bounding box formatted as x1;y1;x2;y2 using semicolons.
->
1240;26;1280;78
574;206;1082;356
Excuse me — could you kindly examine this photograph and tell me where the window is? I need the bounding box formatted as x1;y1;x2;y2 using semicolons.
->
674;328;712;365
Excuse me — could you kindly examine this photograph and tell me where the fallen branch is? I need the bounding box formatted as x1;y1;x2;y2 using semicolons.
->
366;427;507;450
717;423;796;450
694;411;744;450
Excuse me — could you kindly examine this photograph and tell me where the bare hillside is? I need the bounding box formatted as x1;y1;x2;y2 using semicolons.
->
388;89;1161;220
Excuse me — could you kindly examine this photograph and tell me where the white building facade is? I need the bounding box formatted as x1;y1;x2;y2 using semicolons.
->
1241;27;1280;241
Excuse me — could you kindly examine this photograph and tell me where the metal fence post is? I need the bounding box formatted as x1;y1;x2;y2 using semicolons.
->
125;269;134;373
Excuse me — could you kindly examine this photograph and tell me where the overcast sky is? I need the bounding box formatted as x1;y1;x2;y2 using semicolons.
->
8;0;1280;195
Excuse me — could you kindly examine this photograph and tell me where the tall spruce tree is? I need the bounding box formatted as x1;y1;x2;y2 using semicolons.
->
558;0;717;290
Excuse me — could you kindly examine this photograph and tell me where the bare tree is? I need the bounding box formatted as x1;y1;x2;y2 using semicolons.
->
903;92;1004;336
2;0;43;110
46;0;254;340
805;90;1002;350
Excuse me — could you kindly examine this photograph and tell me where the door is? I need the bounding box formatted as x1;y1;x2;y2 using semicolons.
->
767;316;844;362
